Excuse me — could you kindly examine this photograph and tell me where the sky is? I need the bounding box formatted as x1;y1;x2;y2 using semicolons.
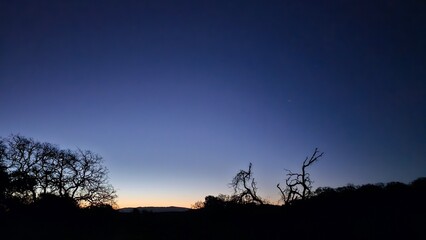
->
1;0;425;208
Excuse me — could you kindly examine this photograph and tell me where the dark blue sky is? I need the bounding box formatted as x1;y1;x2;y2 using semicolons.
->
1;0;425;207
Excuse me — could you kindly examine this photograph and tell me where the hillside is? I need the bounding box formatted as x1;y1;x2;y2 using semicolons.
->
119;206;190;213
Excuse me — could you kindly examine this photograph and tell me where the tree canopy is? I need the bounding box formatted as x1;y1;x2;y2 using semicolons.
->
0;134;116;208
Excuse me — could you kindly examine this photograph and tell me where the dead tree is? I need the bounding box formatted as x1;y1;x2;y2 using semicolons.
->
230;163;263;205
277;148;323;205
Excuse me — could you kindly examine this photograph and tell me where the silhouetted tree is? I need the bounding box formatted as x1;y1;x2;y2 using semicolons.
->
191;200;204;209
230;163;263;205
2;135;40;202
202;194;237;209
277;148;323;205
0;134;117;207
0;141;10;210
0;139;8;185
203;195;226;209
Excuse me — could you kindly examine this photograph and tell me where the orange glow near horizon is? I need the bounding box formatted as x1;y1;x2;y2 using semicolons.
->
117;197;195;209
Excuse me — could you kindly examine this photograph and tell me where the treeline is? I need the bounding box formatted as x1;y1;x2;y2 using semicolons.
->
198;177;426;210
183;178;425;240
312;178;426;206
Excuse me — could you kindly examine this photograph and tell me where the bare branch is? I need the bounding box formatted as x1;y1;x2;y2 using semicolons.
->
230;163;263;205
277;148;324;205
0;134;117;207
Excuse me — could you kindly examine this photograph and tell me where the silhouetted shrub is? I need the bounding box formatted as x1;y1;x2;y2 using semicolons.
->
203;195;227;209
411;177;426;190
34;193;78;214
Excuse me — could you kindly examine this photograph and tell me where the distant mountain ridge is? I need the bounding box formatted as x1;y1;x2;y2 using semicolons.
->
118;206;190;213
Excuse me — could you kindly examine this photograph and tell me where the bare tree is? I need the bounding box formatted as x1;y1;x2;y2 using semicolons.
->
0;140;10;203
4;135;41;202
230;163;263;205
71;149;116;206
1;134;116;207
277;148;323;205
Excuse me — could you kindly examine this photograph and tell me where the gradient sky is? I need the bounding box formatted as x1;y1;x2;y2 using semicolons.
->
1;0;425;208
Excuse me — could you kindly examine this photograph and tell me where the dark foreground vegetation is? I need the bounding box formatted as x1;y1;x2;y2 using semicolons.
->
1;135;425;239
1;178;425;240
